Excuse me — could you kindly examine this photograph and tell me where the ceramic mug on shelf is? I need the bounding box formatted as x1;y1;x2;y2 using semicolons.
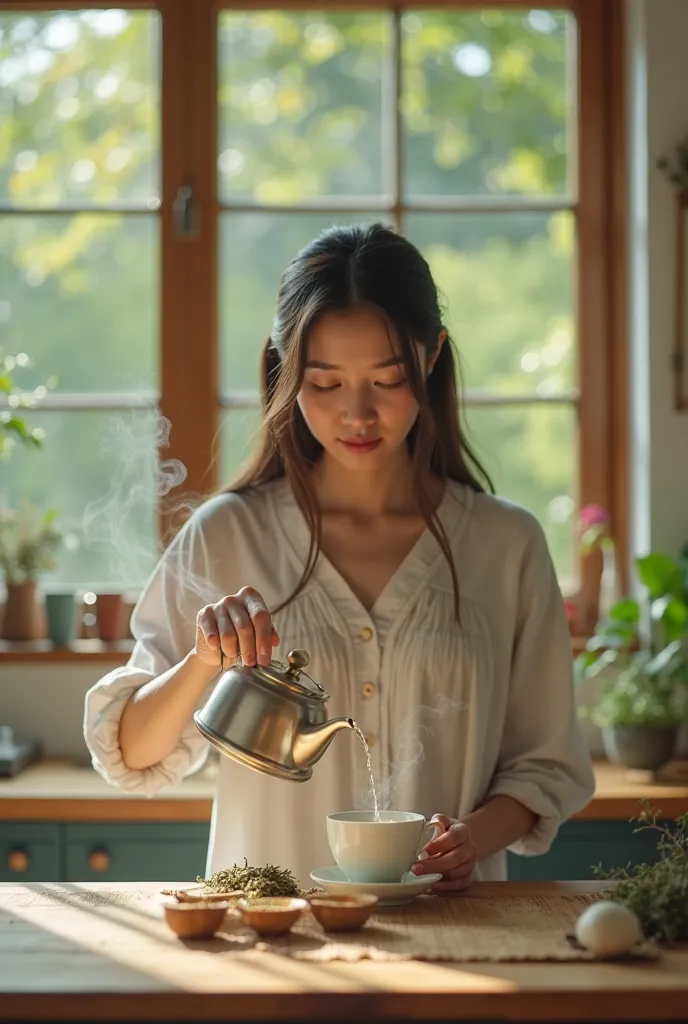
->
326;810;444;884
45;591;77;647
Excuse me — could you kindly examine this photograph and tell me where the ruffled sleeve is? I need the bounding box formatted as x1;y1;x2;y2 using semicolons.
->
486;518;596;855
83;505;224;797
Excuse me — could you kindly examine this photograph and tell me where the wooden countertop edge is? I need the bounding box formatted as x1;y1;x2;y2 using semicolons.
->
575;794;688;820
2;986;688;1022
0;797;687;824
2;794;687;823
0;797;214;821
1;761;688;822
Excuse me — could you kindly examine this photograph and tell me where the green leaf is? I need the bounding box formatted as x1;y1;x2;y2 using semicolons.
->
595;618;639;645
583;648;621;678
586;633;628;652
3;416;29;440
574;650;599;681
645;640;684;677
651;595;688;642
608;598;641;623
637;553;683;599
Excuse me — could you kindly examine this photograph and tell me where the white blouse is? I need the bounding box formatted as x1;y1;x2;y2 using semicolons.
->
83;478;595;887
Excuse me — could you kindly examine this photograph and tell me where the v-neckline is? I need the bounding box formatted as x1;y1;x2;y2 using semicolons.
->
326;510;444;617
271;479;468;626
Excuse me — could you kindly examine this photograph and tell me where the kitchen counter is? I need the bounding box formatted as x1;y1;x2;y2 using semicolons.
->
1;758;687;822
0;881;686;1023
0;761;216;821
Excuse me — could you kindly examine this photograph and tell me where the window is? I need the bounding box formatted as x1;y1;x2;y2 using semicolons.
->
1;7;161;588
1;2;625;606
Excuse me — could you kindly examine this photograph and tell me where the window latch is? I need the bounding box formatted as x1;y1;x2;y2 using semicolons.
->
173;183;199;239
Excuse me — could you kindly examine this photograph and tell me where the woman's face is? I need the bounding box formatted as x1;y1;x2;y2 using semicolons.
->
297;306;432;473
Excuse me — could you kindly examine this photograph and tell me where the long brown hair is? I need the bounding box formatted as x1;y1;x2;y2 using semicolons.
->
226;222;493;619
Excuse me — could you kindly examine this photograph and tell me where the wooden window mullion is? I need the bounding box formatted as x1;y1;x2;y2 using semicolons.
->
390;11;403;235
160;0;218;526
576;0;627;595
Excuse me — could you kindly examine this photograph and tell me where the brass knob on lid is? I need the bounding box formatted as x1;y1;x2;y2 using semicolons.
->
286;649;310;677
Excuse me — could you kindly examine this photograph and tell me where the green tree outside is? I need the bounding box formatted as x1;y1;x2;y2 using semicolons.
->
0;7;577;590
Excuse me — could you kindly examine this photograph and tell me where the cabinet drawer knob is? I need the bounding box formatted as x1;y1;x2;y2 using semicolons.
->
88;849;111;872
8;849;30;873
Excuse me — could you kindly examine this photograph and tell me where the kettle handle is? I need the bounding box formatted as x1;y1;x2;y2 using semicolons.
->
218;649;239;672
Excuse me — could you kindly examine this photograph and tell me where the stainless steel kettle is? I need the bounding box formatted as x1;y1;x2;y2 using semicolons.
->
193;649;355;782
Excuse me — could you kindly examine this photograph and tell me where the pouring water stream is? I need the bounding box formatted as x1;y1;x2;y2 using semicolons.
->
353;723;380;820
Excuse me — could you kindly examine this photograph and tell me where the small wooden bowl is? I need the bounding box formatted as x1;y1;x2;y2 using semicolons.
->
237;897;307;936
308;893;378;932
162;900;230;939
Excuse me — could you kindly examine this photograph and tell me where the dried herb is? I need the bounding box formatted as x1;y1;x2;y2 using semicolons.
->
197;859;301;899
593;802;688;943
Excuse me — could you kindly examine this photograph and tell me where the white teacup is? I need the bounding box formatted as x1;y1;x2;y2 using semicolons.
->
326;810;444;884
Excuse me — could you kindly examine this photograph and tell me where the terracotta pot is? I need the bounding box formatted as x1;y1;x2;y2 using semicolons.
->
1;581;43;641
95;592;124;642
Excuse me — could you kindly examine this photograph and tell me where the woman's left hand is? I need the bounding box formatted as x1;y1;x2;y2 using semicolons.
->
411;814;479;893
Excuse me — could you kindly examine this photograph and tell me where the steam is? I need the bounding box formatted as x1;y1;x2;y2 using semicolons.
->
357;695;467;813
81;409;222;613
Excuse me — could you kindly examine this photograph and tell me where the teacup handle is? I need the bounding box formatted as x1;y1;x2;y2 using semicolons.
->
416;817;445;858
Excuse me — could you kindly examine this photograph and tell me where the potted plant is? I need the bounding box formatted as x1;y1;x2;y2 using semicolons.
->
574;547;688;772
0;503;64;640
1;349;63;640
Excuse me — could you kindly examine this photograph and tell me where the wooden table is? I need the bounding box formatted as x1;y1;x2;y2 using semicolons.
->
1;881;687;1023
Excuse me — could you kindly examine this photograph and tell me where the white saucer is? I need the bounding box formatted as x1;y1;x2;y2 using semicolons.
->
309;866;442;906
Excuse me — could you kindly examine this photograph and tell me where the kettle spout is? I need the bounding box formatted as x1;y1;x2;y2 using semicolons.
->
292;717;355;770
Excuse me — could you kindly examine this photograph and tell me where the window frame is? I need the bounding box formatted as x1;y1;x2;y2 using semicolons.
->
0;0;627;660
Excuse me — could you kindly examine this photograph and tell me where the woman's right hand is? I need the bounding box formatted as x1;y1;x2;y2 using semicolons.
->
195;587;279;668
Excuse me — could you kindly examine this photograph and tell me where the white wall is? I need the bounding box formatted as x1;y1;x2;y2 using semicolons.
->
631;0;688;559
2;0;688;763
0;664;112;762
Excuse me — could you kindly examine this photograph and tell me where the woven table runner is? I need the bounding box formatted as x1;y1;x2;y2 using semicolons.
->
0;886;659;964
254;893;659;962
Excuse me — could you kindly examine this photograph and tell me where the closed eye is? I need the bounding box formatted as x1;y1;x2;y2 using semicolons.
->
308;379;406;392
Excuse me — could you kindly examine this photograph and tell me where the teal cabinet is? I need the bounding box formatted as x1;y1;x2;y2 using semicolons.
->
0;821;210;883
0;822;61;882
507;819;669;881
0;818;667;884
64;822;210;882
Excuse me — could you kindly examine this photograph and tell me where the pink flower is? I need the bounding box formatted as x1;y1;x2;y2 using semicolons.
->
579;504;610;530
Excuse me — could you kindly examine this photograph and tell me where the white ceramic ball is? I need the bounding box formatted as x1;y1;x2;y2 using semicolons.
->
574;900;643;957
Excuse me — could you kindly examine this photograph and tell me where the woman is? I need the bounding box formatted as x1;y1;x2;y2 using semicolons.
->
84;222;594;892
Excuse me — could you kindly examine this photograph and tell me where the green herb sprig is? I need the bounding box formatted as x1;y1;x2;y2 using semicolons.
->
593;802;688;943
197;859;301;899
